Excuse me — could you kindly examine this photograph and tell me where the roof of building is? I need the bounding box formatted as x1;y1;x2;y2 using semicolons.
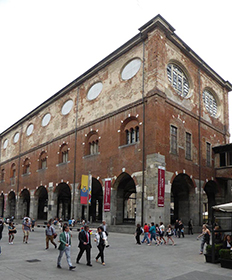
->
1;14;232;136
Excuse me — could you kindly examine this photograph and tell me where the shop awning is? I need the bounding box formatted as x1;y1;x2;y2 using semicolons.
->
212;202;232;213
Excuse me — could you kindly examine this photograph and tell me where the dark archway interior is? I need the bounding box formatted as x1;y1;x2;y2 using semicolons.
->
8;191;16;217
0;194;4;217
89;178;103;222
37;186;48;220
116;172;136;224
171;174;193;225
21;189;30;217
57;183;71;220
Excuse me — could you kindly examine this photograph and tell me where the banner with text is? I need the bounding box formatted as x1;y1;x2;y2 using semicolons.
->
104;179;111;212
158;166;165;207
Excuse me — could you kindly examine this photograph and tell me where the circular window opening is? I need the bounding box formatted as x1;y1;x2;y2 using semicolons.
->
202;90;218;117
61;100;73;115
167;63;189;97
121;58;141;80
26;124;34;136
42;113;51;127
87;82;103;101
3;139;8;149
13;132;20;143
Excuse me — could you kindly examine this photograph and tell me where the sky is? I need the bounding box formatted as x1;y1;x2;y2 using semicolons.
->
0;0;232;137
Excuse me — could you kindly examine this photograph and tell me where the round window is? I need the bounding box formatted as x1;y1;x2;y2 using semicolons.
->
3;139;8;149
121;58;141;80
87;82;103;101
61;100;73;115
26;124;34;136
167;63;189;97
42;113;51;127
13;132;20;143
202;90;218;117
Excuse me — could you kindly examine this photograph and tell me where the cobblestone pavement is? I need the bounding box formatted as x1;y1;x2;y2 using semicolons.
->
0;224;231;280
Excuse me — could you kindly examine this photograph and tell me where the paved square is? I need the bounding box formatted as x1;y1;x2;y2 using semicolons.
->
0;224;231;280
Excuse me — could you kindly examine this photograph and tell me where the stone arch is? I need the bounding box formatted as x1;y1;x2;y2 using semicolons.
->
54;183;71;221
8;191;16;217
203;180;218;224
171;173;195;225
19;189;30;218
0;193;4;217
114;172;136;224
34;186;48;220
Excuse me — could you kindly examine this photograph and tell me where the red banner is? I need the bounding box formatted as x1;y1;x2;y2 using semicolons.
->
104;179;111;212
158;166;165;207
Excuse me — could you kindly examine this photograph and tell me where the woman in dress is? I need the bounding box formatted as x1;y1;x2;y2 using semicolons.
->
197;224;211;254
94;226;107;266
8;221;16;244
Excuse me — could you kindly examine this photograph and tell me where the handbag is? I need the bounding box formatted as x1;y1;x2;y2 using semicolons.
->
12;229;17;234
53;233;57;239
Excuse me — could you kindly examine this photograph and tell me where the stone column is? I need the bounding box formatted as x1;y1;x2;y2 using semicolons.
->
47;182;56;221
29;190;35;219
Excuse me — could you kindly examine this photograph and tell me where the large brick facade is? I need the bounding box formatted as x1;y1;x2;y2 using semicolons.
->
0;15;231;227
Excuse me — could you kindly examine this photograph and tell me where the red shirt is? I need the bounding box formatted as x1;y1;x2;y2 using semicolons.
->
144;225;149;233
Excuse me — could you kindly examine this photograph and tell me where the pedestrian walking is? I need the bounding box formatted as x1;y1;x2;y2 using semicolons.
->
0;220;4;254
101;220;109;247
149;222;157;244
178;220;185;238
94;226;107;266
135;223;143;245
8;221;16;244
22;218;31;243
57;225;76;270
197;224;210;254
166;224;175;245
188;219;193;235
159;222;166;244
76;225;92;266
45;222;57;249
174;219;179;237
141;223;150;245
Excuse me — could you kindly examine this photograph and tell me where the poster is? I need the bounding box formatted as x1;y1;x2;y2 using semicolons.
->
104;179;111;212
158;166;165;207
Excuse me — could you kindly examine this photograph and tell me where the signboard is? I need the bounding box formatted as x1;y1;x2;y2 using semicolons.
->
158;166;165;207
104;179;111;212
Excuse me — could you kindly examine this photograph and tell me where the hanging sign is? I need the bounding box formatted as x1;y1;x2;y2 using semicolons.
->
104;179;111;212
158;166;165;207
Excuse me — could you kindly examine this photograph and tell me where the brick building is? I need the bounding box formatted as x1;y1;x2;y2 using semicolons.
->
0;15;231;228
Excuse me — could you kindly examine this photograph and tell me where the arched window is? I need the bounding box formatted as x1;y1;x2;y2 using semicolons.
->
167;63;189;97
23;158;30;174
202;89;218;117
1;169;5;182
85;131;100;156
39;151;47;170
59;144;69;164
122;118;140;146
10;163;16;186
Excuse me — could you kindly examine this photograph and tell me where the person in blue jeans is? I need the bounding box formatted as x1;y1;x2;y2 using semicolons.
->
149;222;157;244
141;223;150;245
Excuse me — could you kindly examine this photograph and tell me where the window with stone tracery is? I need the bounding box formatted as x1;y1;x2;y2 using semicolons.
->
23;158;30;174
59;144;69;163
167;63;189;97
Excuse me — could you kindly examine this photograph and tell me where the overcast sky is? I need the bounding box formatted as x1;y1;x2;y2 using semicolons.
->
1;0;232;137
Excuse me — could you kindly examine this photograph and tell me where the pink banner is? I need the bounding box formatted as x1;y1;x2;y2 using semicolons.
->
104;179;111;212
158;166;165;207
